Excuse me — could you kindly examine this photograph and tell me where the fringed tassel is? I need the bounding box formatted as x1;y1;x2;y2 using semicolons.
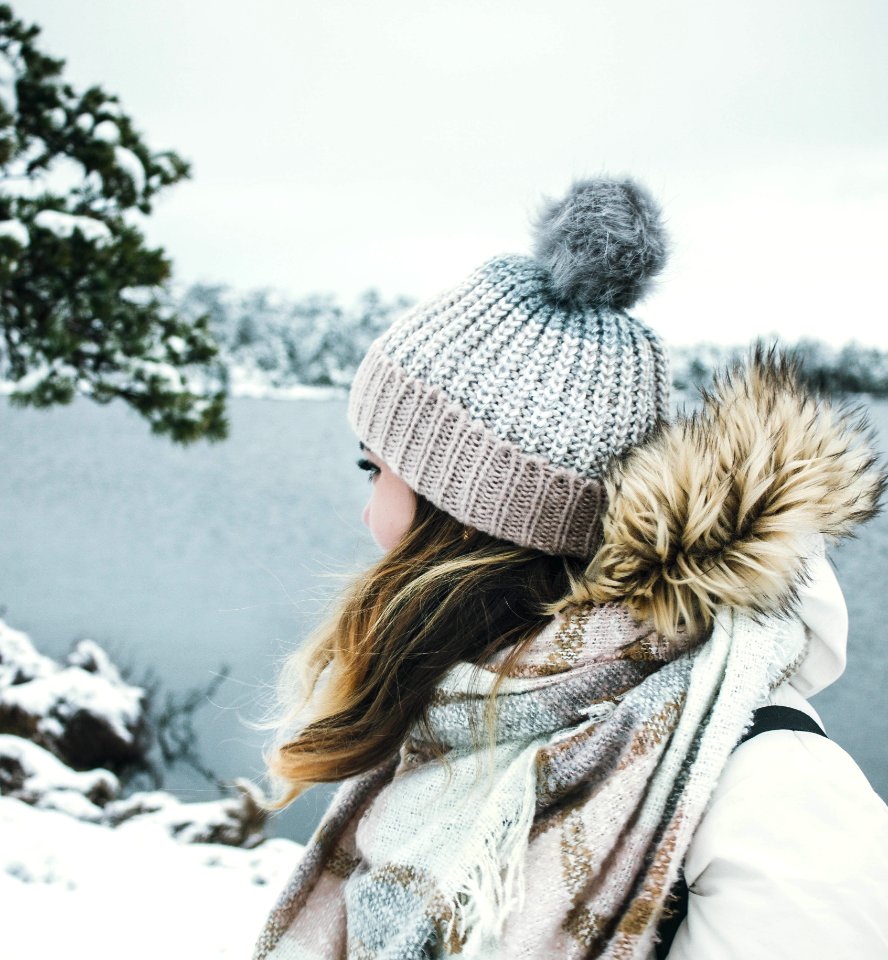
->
439;744;540;954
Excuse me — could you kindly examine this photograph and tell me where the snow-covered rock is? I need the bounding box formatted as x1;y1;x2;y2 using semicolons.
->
0;662;147;770
0;620;58;687
0;726;270;845
0;734;119;817
106;777;267;847
0;618;148;771
66;638;126;687
0;618;272;852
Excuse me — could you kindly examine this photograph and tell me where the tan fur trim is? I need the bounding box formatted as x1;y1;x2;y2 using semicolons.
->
568;346;887;640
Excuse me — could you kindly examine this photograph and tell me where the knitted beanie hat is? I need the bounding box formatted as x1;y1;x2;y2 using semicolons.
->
347;177;671;559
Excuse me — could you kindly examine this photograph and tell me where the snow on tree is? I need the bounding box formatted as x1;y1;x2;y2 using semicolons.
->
0;4;227;443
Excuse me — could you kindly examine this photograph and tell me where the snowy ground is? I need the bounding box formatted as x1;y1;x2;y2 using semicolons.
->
0;618;304;958
1;795;301;959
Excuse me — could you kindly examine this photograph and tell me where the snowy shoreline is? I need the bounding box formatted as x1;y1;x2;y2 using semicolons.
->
1;795;300;959
223;365;347;401
0;618;303;959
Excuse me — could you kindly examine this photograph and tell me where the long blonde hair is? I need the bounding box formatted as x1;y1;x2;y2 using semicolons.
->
263;493;589;809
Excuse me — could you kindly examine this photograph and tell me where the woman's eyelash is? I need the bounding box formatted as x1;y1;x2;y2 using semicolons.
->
356;457;381;480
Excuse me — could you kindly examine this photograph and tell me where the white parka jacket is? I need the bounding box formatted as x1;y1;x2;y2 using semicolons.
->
664;540;888;958
559;353;888;958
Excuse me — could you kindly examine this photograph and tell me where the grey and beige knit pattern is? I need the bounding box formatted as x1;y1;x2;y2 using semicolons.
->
347;252;670;558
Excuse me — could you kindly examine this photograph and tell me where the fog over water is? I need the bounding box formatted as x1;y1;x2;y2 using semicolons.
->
1;394;887;842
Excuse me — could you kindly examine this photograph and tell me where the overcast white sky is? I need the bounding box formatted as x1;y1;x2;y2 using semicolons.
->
12;0;888;346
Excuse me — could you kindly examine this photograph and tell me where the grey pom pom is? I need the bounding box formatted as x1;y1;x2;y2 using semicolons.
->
532;177;669;311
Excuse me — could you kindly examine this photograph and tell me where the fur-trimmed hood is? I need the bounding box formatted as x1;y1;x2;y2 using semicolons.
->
567;347;886;651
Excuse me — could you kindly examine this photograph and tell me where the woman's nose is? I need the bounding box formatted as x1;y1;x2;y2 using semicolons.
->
362;502;370;527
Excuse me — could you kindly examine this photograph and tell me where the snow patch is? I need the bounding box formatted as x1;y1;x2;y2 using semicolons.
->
132;357;185;390
0;620;58;687
119;285;156;306
33;210;113;246
114;145;146;194
0;219;29;247
0;666;144;745
99;99;123;118
153;153;179;178
0;47;18;117
1;155;88;200
83;169;104;194
35;787;107;822
92;119;119;144
46;106;66;127
0;796;302;960
5;359;81;393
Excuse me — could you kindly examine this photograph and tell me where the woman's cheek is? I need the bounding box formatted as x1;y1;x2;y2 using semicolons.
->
377;492;405;549
361;468;417;551
392;483;417;540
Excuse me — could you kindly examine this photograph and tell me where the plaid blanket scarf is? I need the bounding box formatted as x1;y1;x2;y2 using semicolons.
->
255;605;808;960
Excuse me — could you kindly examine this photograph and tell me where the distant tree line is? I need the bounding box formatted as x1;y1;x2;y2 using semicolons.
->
176;282;888;399
670;339;888;397
8;266;888;423
176;283;415;391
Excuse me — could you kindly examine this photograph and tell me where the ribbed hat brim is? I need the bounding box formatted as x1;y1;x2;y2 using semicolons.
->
348;343;607;558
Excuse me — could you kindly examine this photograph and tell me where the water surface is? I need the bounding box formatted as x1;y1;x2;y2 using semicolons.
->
1;395;886;842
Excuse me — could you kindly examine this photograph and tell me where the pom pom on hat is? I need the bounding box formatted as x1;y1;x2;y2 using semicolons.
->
348;173;673;557
532;177;669;311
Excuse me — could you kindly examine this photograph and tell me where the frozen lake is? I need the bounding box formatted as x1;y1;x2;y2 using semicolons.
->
1;393;887;842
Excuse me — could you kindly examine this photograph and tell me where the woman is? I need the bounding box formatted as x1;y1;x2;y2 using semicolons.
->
253;178;888;959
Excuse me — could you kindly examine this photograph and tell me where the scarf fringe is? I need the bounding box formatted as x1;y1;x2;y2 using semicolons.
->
440;744;540;954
